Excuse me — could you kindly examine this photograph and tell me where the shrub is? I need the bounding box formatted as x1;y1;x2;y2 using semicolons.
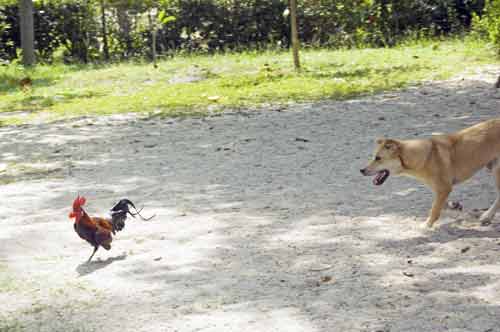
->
0;0;489;63
473;0;500;53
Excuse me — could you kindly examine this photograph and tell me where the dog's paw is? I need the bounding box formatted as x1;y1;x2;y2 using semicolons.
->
479;213;493;226
479;211;493;225
447;201;463;211
423;219;435;229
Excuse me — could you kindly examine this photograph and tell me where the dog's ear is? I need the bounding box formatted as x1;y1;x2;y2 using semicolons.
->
383;139;400;151
376;138;386;145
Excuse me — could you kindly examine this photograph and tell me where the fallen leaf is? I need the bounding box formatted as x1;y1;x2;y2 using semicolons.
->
320;276;333;283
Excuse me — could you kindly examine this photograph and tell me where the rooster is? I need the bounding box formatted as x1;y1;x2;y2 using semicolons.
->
69;196;155;262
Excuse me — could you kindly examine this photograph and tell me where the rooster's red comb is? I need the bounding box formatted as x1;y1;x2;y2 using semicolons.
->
72;195;86;210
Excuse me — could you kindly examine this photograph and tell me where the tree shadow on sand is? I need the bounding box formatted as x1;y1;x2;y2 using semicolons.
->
4;73;500;331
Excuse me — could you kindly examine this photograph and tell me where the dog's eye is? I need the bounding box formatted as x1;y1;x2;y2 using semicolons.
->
374;156;381;161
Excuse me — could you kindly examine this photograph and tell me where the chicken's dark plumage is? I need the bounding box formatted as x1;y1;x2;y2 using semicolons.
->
69;196;155;262
110;198;155;233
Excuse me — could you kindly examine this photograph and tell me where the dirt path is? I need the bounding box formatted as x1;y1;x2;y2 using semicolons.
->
2;67;500;332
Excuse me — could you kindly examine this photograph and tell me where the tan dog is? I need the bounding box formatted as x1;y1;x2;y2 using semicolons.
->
361;118;500;227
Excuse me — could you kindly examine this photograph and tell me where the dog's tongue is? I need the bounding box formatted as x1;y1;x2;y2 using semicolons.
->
373;170;388;186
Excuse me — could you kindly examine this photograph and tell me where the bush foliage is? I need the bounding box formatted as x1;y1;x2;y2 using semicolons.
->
0;0;487;63
473;0;500;53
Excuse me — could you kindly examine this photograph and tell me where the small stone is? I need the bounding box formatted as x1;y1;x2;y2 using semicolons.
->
295;137;310;143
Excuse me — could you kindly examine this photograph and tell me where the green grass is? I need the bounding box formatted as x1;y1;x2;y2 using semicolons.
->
0;38;497;125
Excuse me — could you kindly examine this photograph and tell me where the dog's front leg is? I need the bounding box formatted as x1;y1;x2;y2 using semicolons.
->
426;187;451;228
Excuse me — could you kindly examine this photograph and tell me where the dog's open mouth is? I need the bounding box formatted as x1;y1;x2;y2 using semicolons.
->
373;170;390;185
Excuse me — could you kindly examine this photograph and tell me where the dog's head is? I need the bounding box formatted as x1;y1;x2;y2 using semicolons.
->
360;138;404;185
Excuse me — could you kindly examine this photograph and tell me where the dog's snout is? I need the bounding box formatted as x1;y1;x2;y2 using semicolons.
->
360;168;367;175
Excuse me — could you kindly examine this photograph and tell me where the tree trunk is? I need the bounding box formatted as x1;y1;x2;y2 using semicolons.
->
100;0;110;61
289;0;300;71
232;0;240;45
116;6;132;59
148;11;157;68
19;0;35;66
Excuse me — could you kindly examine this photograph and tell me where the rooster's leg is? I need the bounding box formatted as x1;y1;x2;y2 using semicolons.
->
87;246;98;262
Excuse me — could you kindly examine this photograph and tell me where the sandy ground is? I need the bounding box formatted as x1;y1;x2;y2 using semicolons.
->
2;67;500;332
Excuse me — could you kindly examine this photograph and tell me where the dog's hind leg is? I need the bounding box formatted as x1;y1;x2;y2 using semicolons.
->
480;166;500;223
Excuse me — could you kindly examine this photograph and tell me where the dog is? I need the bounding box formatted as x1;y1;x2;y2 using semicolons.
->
360;118;500;227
